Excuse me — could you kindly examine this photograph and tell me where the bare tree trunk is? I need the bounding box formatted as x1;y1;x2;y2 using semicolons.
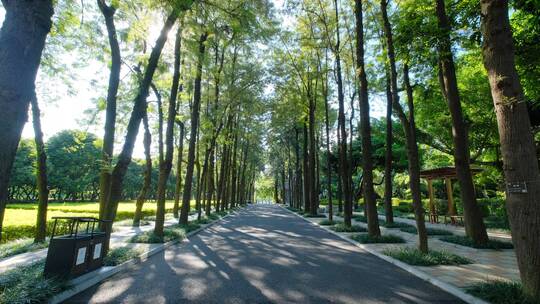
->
383;70;394;224
323;52;333;221
403;63;429;253
180;32;208;225
303;122;311;212
294;128;302;209
154;26;182;237
355;0;380;237
0;1;53;241
97;0;121;222
206;147;216;215
230;129;239;208
380;0;427;251
133;113;152;227
102;11;180;249
435;0;488;245
481;0;540;297
194;140;202;220
31;96;49;243
309;93;319;214
337;129;343;213
333;0;352;226
173;122;185;218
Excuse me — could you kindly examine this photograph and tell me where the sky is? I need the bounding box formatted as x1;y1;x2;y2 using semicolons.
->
1;0;386;159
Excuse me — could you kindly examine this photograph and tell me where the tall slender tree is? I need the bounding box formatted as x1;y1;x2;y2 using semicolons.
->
435;0;488;245
0;1;54;241
97;0;122;222
155;26;183;237
355;0;380;237
180;31;209;225
480;0;540;297
380;0;428;252
31;95;48;243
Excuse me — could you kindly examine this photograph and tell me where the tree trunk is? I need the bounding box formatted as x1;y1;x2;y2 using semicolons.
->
435;0;489;245
0;0;54;241
154;26;182;238
97;0;121;222
380;0;428;252
294;128;302;209
230;129;239;208
333;0;352;226
133;113;152;227
103;11;180;243
302;122;311;213
31;96;49;243
355;0;380;237
179;32;208;225
309;94;319;215
337;129;343;213
403;63;429;253
173;122;185;218
206;147;216;215
383;69;394;224
323;53;333;221
480;0;540;297
194;140;202;220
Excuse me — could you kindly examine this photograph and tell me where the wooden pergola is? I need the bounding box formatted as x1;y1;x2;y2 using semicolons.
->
420;167;482;224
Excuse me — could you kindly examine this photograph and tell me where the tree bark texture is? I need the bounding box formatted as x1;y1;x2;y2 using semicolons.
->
31;96;49;243
180;32;208;225
481;0;540;297
0;0;54;241
435;0;489;245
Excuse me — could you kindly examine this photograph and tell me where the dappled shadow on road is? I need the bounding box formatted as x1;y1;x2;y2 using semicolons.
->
68;205;463;304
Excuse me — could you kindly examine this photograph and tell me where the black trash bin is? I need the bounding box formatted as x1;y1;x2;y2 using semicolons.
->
44;217;110;278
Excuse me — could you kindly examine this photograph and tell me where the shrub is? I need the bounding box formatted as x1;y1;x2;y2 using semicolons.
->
0;262;70;303
439;235;513;249
399;227;453;236
319;219;342;226
114;219;151;227
179;222;201;233
466;281;539;304
196;218;212;225
383;247;472;266
130;226;186;243
103;247;141;266
0;239;48;259
396;201;414;213
351;234;405;244
207;213;220;221
304;213;326;218
382;221;414;229
353;215;367;223
331;223;367;233
216;211;228;217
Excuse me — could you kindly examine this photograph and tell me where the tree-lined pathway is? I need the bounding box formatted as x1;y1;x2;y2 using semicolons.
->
68;204;461;303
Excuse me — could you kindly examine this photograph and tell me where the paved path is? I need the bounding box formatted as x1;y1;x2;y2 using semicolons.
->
66;205;462;304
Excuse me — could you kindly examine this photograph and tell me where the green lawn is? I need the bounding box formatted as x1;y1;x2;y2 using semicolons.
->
1;200;198;243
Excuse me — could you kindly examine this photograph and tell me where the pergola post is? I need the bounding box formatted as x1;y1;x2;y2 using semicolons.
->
445;177;456;216
427;179;436;222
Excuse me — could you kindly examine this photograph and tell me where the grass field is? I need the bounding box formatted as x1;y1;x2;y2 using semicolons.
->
1;200;197;243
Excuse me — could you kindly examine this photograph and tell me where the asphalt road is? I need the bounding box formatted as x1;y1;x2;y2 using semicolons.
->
66;204;463;304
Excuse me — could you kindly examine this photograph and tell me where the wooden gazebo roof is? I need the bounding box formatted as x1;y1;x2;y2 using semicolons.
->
420;166;482;180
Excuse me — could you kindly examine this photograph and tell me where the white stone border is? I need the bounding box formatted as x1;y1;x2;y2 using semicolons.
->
281;206;490;304
49;210;241;304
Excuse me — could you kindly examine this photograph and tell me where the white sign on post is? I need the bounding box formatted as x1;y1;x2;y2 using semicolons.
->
76;247;87;265
93;243;102;260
